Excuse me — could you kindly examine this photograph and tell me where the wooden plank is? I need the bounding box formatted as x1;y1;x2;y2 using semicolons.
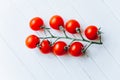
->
68;0;120;80
0;0;78;80
101;0;120;64
0;0;120;80
0;37;36;80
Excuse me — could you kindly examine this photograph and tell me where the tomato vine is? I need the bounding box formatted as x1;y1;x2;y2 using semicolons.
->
25;15;103;57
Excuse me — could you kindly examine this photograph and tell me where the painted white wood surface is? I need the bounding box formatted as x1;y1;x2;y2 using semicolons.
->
0;0;120;80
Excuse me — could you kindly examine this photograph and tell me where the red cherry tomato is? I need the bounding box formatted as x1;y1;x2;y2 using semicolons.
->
49;15;64;30
25;35;40;49
69;42;83;57
85;25;98;40
39;39;51;54
52;41;67;56
65;19;80;34
29;17;44;31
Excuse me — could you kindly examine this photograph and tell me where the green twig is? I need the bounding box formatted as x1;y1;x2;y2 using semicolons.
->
76;28;85;40
39;26;103;54
59;26;68;38
82;42;92;53
39;36;102;44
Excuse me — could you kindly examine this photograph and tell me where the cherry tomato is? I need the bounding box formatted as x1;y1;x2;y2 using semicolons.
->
52;41;67;56
39;39;51;54
65;19;80;34
85;25;98;40
25;35;40;49
29;17;44;31
49;15;64;30
69;42;83;57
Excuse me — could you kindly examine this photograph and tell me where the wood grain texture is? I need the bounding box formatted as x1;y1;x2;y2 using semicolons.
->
0;0;120;80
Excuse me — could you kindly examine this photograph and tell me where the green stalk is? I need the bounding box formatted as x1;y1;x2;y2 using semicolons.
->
39;36;102;44
76;28;85;40
82;42;92;53
40;26;103;54
59;26;68;38
43;26;54;37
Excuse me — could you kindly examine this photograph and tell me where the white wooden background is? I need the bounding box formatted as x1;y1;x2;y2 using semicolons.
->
0;0;120;80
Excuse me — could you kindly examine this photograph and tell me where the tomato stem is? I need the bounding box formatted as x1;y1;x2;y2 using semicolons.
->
41;27;103;54
43;27;54;37
69;39;76;45
39;36;102;44
59;26;68;38
63;30;68;38
98;28;102;43
52;37;60;44
82;42;92;53
99;35;102;43
76;28;85;40
47;29;54;37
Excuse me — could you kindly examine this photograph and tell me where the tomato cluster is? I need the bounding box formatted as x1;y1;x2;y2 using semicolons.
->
25;15;102;57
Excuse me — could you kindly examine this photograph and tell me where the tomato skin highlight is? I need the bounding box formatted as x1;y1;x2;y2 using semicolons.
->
25;35;40;49
39;39;51;54
29;17;44;31
85;25;98;40
52;41;67;56
69;42;83;57
65;19;80;34
49;15;64;30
